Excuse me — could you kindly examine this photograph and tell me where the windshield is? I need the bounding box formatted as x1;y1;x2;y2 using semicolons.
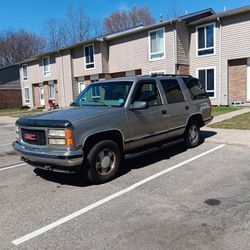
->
73;81;133;107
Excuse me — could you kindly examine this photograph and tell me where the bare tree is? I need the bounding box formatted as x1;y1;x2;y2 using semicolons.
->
103;5;155;34
129;5;155;27
43;5;96;51
0;29;45;66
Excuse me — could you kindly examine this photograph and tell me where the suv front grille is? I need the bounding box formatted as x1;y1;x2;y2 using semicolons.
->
21;128;46;146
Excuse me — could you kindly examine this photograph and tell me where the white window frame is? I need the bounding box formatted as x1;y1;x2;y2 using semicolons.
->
148;27;166;62
78;81;85;94
22;64;28;81
84;44;95;70
149;70;166;75
196;66;216;99
48;80;55;100
196;22;216;57
24;87;30;103
42;56;51;77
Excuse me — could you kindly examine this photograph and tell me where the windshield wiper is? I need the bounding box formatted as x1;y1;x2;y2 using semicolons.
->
94;100;112;108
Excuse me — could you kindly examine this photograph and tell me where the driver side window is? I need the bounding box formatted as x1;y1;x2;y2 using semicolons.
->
133;80;162;107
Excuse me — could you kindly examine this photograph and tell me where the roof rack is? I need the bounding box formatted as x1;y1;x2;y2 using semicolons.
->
150;73;192;77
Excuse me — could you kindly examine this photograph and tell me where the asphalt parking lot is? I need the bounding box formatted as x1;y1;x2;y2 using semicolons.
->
1;118;250;250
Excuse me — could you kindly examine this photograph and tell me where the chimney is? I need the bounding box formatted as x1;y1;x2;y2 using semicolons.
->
160;14;163;22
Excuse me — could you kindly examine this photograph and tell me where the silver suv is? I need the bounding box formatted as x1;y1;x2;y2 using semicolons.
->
13;74;213;183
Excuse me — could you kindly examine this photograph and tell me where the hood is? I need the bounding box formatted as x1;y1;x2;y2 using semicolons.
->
16;106;114;128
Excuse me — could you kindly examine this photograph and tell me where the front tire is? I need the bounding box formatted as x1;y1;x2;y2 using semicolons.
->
83;140;121;184
184;121;200;148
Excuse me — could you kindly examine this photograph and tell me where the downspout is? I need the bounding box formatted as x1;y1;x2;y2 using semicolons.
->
58;51;67;107
217;17;222;106
171;20;177;74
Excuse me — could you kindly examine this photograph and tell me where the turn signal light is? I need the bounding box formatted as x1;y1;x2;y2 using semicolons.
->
65;138;73;146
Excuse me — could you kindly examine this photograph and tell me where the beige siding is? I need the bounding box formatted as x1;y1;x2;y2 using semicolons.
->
108;25;175;75
189;22;221;105
72;43;103;77
176;22;190;65
220;12;250;104
101;41;109;73
20;55;59;107
72;77;79;99
190;12;250;105
55;50;74;107
26;56;58;84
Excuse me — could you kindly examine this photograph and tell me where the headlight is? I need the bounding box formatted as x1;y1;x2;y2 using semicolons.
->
48;129;73;146
48;129;65;137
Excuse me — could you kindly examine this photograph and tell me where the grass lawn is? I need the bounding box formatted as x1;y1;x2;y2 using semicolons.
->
209;112;250;130
212;105;239;116
0;108;43;117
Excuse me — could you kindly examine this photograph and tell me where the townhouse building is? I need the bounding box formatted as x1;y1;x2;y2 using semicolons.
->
19;5;250;108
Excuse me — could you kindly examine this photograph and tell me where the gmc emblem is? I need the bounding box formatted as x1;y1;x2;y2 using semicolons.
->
23;133;36;141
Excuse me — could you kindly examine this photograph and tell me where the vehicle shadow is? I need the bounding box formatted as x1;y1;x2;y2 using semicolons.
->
200;130;217;142
34;131;217;187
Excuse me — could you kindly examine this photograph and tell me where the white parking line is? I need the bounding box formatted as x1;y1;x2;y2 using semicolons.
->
0;143;11;147
0;163;26;172
12;144;225;246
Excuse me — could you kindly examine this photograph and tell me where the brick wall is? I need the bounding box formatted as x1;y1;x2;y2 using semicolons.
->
228;59;247;103
177;64;189;75
0;89;22;108
32;84;40;107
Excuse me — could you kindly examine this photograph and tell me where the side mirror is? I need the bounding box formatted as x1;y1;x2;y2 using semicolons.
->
130;101;148;110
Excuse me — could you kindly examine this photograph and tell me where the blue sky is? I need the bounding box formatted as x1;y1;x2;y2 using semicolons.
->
0;0;249;34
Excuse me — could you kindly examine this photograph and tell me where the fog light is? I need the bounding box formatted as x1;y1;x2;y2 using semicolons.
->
48;138;65;145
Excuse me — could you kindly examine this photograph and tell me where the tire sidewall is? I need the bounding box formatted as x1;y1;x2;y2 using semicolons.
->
185;121;200;148
85;140;121;184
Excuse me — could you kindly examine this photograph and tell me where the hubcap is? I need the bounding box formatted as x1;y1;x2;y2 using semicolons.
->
189;125;198;143
95;149;116;176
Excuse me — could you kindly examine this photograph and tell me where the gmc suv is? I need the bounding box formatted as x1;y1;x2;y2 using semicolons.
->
13;74;213;184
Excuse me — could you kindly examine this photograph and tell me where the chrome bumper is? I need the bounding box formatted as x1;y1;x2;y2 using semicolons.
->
12;141;83;168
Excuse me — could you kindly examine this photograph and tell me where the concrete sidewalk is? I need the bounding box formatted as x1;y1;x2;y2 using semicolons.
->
210;107;250;124
203;108;250;147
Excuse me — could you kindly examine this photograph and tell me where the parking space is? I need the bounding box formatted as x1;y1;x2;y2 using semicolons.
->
1;121;250;249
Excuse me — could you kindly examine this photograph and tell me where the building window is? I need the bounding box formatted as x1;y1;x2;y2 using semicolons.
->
48;80;55;100
198;68;215;97
149;70;166;75
84;45;95;70
149;28;165;61
160;79;185;104
24;87;30;103
197;23;215;56
23;64;28;80
42;56;50;76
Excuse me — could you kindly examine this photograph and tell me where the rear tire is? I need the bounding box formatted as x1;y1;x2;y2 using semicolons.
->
82;140;121;184
184;121;200;148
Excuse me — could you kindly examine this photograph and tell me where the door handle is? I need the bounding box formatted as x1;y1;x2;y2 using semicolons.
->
185;105;189;110
161;110;167;115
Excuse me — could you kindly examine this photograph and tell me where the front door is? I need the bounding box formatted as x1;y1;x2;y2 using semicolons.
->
126;79;168;149
247;58;250;101
40;87;45;106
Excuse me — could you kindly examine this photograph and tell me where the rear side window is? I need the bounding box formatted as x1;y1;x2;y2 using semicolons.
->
183;77;208;100
160;79;185;104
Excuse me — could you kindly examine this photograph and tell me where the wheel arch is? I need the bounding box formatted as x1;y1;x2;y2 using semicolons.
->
186;113;204;128
82;129;124;155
